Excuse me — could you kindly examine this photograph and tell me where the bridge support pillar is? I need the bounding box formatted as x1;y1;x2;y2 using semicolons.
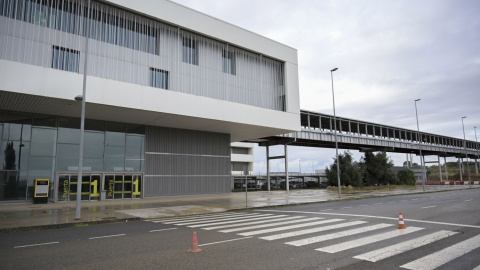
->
459;158;463;182
422;155;426;187
475;158;479;174
285;144;289;193
266;145;270;191
444;157;449;181
438;156;442;182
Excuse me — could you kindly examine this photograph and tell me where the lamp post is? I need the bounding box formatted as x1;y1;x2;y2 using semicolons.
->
461;116;471;188
76;0;91;220
331;67;341;198
475;126;479;174
414;99;425;192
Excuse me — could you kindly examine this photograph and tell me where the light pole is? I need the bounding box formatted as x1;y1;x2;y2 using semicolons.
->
76;0;91;220
414;99;425;192
331;67;341;198
475;126;479;174
299;159;301;174
461;116;471;188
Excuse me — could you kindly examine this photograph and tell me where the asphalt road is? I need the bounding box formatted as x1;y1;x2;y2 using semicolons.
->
1;188;479;270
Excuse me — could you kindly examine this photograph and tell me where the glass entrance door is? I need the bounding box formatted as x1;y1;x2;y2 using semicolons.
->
57;173;142;201
57;174;102;201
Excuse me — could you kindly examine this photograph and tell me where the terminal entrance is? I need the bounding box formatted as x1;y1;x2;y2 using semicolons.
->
56;173;142;202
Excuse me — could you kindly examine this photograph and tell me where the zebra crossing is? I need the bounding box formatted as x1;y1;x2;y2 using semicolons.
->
148;212;480;269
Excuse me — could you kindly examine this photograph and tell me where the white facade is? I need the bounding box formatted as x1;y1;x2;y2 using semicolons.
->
231;142;254;175
0;0;300;200
0;0;300;142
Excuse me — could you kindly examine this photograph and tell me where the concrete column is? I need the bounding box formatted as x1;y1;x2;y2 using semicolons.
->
266;145;270;191
438;156;442;182
406;154;410;169
475;158;479;174
444;157;449;181
459;158;463;182
285;144;289;193
422;155;427;186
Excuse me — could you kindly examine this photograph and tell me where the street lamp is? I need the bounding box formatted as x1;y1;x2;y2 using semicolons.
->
475;126;479;174
76;0;91;220
414;99;425;192
331;67;341;198
461;116;471;188
75;94;86;219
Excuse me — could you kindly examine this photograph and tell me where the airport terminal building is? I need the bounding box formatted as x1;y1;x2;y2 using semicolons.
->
0;0;300;201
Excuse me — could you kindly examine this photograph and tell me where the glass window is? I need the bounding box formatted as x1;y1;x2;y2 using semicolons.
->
105;132;125;147
2;123;21;140
125;160;143;172
52;46;80;73
83;158;104;171
58;127;80;144
182;37;197;65
0;171;18;200
105;146;125;171
0;170;27;200
30;128;56;156
83;132;104;158
1;141;29;170
28;156;55;171
17;170;28;200
22;124;31;141
126;135;144;159
56;144;79;171
149;68;168;89
222;50;236;75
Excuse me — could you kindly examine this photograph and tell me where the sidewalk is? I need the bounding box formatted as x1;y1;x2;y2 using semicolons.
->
0;185;477;233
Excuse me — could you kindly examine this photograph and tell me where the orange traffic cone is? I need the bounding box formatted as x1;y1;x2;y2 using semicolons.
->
187;232;202;252
397;212;406;229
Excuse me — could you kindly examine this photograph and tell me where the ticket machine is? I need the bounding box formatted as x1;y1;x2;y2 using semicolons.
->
34;179;49;204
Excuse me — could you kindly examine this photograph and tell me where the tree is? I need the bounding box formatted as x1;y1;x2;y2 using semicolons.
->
325;151;362;187
361;151;397;186
397;168;416;185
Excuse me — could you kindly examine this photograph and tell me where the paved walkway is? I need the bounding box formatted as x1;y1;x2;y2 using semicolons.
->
0;185;477;232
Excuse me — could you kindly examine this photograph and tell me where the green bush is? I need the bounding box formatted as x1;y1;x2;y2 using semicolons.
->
397;168;416;185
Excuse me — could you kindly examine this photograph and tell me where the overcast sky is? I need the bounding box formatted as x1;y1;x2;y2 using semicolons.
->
172;0;480;174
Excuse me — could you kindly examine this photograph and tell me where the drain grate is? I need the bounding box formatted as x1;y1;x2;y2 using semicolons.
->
101;217;117;220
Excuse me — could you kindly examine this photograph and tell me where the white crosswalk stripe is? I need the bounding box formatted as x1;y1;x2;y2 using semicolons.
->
400;234;480;270
202;215;302;230
152;212;250;223
237;219;342;237
188;215;288;228
316;227;424;253
260;220;363;241
174;214;275;226
286;223;393;247
161;213;264;225
219;217;321;233
353;230;458;262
